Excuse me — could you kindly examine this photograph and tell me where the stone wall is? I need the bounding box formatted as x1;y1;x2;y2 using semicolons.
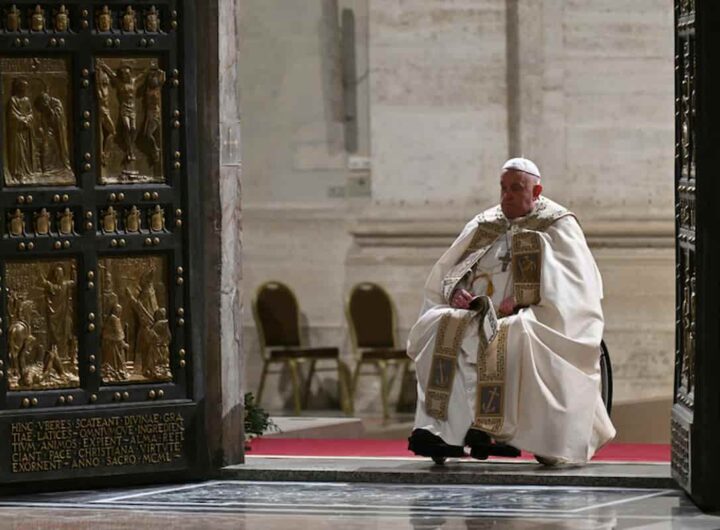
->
198;0;245;466
240;0;676;438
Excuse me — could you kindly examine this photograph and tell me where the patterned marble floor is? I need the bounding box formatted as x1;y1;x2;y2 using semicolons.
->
0;481;717;529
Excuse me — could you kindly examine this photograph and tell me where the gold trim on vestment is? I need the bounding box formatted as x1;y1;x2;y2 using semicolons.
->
473;322;508;434
512;231;542;306
425;310;473;420
442;223;505;303
442;197;572;304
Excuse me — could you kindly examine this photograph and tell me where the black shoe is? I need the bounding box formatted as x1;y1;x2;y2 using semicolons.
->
465;428;491;460
464;428;521;459
408;429;465;458
488;443;521;458
464;428;491;446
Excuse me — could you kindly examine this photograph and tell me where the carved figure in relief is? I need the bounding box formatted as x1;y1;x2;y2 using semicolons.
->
7;5;21;31
150;204;165;231
122;6;136;31
9;209;25;236
126;268;160;377
98;61;142;167
58;207;74;235
143;67;166;165
99;263;120;311
6;79;37;183
145;6;159;32
101;303;130;380
41;265;76;360
54;5;69;32
8;293;36;386
145;308;171;378
125;205;141;232
96;62;117;166
97;5;112;32
31;4;45;31
102;206;118;232
35;90;72;174
34;207;50;235
42;344;66;380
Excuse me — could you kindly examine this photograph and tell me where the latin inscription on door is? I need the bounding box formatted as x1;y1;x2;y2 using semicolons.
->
10;411;185;473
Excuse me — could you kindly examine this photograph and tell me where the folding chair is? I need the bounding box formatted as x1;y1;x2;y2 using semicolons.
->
346;282;412;419
253;281;352;415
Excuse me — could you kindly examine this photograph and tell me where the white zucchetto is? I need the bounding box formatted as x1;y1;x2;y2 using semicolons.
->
502;157;541;179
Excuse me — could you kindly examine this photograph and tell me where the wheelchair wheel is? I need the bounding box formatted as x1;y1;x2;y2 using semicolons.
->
600;339;613;415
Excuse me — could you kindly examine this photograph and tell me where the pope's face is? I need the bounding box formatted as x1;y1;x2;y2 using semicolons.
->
500;170;542;219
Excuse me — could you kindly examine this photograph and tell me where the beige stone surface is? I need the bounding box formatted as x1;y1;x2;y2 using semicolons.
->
239;0;676;442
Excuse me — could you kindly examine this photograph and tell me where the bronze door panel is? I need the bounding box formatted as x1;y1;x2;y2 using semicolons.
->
98;254;171;384
1;56;75;187
5;259;79;391
96;56;166;184
0;1;207;485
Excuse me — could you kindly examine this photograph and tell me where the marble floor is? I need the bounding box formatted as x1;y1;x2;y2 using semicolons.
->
0;480;717;529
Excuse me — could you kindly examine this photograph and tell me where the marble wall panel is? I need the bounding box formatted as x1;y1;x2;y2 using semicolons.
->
371;108;506;203
369;0;508;204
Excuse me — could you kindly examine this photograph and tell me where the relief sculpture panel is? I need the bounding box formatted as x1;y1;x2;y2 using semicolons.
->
98;255;171;383
5;259;79;390
96;57;166;184
0;57;75;187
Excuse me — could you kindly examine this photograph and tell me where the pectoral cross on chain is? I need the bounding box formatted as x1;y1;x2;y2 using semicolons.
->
500;248;512;272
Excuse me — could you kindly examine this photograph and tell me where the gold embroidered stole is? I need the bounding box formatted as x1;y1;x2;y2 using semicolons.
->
474;322;508;433
441;210;506;303
425;310;474;420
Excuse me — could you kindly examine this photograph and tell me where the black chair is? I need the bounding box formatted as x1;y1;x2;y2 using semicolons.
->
252;281;352;415
346;282;413;420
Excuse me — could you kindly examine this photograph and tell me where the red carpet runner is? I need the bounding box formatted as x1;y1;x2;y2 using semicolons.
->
247;438;670;462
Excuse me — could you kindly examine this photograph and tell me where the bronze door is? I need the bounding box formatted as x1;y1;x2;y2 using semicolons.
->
673;0;720;510
0;1;207;483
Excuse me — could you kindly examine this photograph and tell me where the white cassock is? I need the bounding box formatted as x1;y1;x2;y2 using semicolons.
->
408;196;616;463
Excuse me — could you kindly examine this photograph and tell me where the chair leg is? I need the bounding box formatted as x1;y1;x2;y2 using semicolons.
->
257;360;270;405
287;359;302;415
303;360;316;407
377;360;390;421
351;360;362;401
337;359;353;416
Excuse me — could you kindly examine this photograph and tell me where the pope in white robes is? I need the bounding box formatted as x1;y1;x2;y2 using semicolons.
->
407;158;616;465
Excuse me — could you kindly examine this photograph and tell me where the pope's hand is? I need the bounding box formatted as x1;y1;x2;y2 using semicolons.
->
451;289;474;309
499;296;516;316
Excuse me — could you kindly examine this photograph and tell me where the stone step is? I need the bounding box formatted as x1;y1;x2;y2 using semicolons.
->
224;456;675;489
263;416;365;439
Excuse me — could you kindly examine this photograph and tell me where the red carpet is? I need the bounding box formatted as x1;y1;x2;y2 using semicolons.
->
247;438;670;462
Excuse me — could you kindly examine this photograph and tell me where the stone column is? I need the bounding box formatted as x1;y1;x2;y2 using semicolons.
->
196;0;245;467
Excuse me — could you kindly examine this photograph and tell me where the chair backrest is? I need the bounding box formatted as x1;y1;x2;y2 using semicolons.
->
253;281;301;351
347;282;396;349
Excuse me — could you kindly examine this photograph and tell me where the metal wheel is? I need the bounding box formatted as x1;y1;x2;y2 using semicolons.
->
600;339;613;415
431;455;447;465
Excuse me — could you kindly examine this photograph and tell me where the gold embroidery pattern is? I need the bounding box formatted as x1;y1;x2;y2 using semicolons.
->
515;197;573;232
442;198;571;304
512;231;542;306
425;310;473;420
473;322;508;433
443;221;506;303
